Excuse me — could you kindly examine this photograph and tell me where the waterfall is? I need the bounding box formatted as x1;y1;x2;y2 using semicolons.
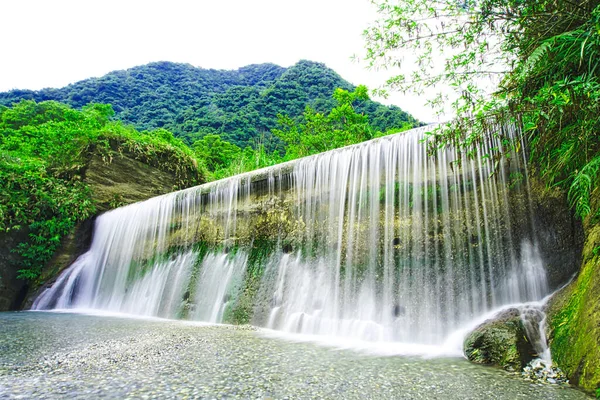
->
33;125;551;346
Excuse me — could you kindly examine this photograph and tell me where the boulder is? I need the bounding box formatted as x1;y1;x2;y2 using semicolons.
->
464;308;536;371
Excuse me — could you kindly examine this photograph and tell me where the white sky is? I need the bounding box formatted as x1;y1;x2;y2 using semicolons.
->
0;0;436;121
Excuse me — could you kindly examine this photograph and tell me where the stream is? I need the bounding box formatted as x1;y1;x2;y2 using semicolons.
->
0;312;590;399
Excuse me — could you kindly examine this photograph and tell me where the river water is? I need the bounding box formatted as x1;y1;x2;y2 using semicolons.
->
0;312;590;399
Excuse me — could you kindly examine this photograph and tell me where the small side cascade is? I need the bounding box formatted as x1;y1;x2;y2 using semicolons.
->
520;305;568;384
520;305;551;363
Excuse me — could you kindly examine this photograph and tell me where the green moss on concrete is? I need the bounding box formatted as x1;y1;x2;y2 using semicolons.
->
224;239;278;325
223;275;260;325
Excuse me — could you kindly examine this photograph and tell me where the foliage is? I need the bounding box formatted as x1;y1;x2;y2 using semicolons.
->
198;86;413;181
0;100;201;280
210;142;283;181
0;62;420;279
191;133;283;181
192;134;243;172
274;85;372;158
364;0;600;218
1;83;409;278
0;60;419;150
274;85;413;158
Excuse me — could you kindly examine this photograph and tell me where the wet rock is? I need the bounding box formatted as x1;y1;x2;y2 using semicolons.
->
522;358;569;385
271;294;282;307
527;179;584;291
464;308;535;370
0;229;30;311
546;220;600;392
393;304;406;317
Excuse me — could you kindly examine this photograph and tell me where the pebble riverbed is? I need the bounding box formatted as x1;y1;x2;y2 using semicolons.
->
0;312;592;399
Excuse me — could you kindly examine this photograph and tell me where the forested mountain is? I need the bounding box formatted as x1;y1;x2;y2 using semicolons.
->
0;61;418;148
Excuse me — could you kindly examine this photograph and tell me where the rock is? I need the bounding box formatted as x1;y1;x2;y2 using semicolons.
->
527;179;584;291
20;217;96;310
85;151;184;213
464;308;536;370
521;358;569;385
0;229;30;311
546;219;600;393
1;145;201;311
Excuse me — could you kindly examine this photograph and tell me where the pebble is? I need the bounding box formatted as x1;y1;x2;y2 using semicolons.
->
521;358;570;385
0;312;590;399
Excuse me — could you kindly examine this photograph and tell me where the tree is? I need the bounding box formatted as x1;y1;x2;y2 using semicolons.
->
273;85;379;158
0;61;418;149
363;0;600;218
189;85;412;181
1;100;201;280
192;134;242;172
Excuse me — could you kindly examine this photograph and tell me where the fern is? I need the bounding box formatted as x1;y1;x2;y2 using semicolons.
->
568;156;600;218
520;40;553;80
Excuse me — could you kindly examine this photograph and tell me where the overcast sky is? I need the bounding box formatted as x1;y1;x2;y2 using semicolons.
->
1;0;436;121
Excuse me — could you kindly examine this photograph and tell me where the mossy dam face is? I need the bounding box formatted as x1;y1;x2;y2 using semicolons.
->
32;126;573;351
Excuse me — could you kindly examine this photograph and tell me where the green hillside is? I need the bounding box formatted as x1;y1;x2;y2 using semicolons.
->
0;100;202;280
0;60;419;148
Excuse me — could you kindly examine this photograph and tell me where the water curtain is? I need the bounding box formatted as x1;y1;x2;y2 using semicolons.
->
34;126;548;345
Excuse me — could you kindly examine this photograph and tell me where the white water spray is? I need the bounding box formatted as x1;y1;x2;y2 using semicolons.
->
34;126;552;349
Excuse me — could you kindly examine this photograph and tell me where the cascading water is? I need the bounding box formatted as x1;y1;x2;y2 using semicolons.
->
33;125;551;348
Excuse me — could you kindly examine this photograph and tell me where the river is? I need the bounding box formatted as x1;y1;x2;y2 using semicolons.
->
0;312;590;399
